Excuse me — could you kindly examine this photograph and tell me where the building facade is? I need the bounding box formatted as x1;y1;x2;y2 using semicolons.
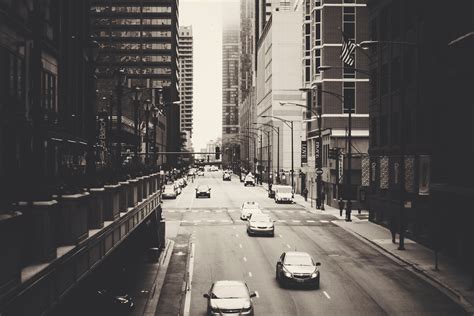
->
256;3;305;190
222;25;240;168
178;25;193;151
367;0;474;266
90;0;180;167
301;0;369;207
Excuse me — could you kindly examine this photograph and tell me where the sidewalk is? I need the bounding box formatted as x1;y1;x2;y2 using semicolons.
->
290;191;474;315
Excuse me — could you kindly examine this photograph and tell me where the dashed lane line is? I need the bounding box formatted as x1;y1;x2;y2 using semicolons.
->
307;220;316;223
286;244;291;249
320;220;330;223
243;257;247;262
248;272;253;277
323;291;331;299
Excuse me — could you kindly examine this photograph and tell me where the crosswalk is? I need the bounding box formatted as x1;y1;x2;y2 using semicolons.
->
164;209;313;214
167;218;334;225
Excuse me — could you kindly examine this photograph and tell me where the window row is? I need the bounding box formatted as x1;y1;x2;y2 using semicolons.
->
92;6;171;13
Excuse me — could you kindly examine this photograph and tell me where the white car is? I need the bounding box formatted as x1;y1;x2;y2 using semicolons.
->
240;201;262;220
174;181;182;194
274;186;294;203
247;213;275;237
244;174;255;186
197;171;205;176
162;185;177;199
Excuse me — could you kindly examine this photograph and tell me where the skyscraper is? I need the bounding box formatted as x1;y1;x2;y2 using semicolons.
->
179;26;194;150
90;0;180;166
222;25;240;168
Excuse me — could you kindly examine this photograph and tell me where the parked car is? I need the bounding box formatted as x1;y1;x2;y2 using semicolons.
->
276;251;321;289
196;185;211;198
223;172;231;181
197;170;205;176
174;181;182;195
240;201;262;220
162;184;177;199
244;173;255;186
203;280;256;316
246;213;274;237
274;186;294;203
210;165;219;172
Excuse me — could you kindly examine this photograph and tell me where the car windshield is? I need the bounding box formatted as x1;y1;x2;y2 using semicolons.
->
278;187;292;193
198;185;208;191
250;215;271;222
164;185;174;191
284;255;314;266
211;284;248;299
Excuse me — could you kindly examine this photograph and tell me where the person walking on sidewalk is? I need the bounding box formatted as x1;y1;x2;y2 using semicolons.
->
389;213;399;244
302;187;308;202
320;191;326;210
338;198;345;217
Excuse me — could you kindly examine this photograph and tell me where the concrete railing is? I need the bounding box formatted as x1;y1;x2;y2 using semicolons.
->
0;174;164;315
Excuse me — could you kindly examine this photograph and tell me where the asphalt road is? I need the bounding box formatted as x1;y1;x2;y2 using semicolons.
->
157;171;467;316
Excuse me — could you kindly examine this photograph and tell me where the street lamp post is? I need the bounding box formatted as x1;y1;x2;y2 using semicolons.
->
131;86;142;163
83;40;100;186
151;106;159;168
143;99;153;166
262;116;294;190
245;127;271;188
113;69;127;175
253;122;280;184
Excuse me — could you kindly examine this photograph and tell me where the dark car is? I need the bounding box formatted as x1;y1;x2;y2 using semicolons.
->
93;289;135;314
276;251;321;289
223;172;231;181
203;280;256;315
195;185;211;198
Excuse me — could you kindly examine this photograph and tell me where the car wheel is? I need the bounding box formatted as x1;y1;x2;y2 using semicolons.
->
314;275;320;289
271;231;275;237
195;195;198;198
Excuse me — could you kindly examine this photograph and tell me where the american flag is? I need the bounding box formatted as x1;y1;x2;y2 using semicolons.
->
340;33;357;66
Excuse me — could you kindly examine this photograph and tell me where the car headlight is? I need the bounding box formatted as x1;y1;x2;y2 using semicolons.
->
241;305;252;312
311;270;319;278
283;266;292;277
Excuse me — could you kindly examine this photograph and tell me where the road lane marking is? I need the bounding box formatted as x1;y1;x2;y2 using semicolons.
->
323;291;331;299
299;211;307;214
204;210;210;213
207;219;216;222
193;220;201;223
243;257;247;262
307;220;316;223
239;244;242;248
286;244;291;249
320;220;329;223
292;220;301;223
278;219;286;222
255;291;259;298
183;243;195;316
288;210;295;213
192;210;198;213
169;210;176;213
275;210;283;213
248;272;253;277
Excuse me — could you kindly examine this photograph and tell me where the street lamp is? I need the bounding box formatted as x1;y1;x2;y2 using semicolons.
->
143;99;153;166
151;106;159;168
131;86;143;162
253;122;280;184
245;127;271;188
261;115;294;190
83;39;100;186
113;68;127;175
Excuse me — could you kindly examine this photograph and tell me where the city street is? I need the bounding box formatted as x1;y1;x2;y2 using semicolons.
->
156;171;467;316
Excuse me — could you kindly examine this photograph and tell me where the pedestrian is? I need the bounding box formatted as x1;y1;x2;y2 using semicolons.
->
302;187;308;202
338;198;345;217
320;191;326;210
389;213;398;244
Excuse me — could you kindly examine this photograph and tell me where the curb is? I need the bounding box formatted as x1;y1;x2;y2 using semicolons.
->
334;222;474;315
143;239;175;316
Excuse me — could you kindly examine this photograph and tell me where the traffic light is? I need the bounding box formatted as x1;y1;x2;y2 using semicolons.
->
215;146;220;160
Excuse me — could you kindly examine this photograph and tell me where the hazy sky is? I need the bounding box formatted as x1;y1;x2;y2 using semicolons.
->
179;0;239;151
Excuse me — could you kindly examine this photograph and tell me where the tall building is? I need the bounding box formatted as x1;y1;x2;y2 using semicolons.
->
239;0;256;172
256;2;304;188
222;25;240;168
367;0;473;265
179;25;194;150
301;0;369;207
90;0;180;167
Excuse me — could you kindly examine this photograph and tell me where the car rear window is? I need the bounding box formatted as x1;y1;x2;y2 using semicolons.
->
284;255;313;266
212;284;248;299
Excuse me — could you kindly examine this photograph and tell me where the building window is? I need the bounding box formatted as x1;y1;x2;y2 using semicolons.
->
370;118;377;147
343;6;355;40
343;82;355;113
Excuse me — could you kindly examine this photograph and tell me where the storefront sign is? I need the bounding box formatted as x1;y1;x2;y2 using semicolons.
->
301;141;307;163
